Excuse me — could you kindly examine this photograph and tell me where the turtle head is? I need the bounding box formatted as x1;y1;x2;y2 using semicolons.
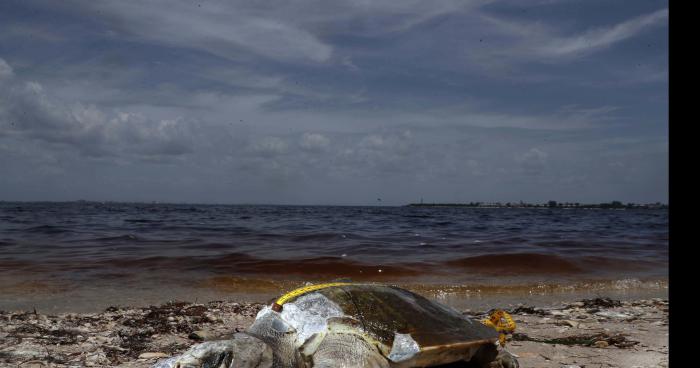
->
222;333;274;368
246;307;302;368
154;333;273;368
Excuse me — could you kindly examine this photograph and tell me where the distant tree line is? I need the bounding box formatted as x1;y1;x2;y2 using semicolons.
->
408;200;667;209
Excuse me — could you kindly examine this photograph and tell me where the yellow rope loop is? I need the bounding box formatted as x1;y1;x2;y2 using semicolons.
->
272;282;355;311
481;310;516;346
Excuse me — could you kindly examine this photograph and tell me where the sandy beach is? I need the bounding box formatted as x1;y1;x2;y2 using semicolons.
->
0;296;668;368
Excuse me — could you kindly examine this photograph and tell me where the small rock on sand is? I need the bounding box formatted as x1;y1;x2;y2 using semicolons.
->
138;352;170;359
188;330;217;340
595;311;631;319
555;320;580;328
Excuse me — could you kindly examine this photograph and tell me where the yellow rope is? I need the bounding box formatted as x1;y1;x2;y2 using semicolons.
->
272;282;355;311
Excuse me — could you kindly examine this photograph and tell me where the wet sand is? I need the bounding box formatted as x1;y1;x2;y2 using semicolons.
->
0;296;667;367
0;272;668;314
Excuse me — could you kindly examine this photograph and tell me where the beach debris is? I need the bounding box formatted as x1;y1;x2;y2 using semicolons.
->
85;350;110;366
513;331;638;348
595;311;632;319
555;320;581;328
509;305;548;316
548;310;569;317
0;297;667;367
121;302;214;336
187;330;217;341
581;297;622;309
138;352;170;359
8;324;81;345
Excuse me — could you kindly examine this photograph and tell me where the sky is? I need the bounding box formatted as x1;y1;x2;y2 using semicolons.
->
0;0;668;205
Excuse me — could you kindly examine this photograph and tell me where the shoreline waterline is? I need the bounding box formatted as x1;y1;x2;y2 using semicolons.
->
0;275;667;314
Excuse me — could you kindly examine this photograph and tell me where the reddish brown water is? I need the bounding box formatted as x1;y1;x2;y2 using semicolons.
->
0;202;668;312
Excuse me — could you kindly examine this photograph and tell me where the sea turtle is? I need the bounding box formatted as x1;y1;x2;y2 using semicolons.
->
154;283;519;368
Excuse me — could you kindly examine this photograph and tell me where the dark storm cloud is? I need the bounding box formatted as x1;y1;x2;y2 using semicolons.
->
0;0;668;204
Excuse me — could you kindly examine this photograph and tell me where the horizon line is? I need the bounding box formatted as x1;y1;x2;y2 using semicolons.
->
0;199;670;207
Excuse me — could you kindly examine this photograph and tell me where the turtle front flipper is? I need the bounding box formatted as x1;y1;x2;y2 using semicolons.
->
152;334;273;368
310;332;389;368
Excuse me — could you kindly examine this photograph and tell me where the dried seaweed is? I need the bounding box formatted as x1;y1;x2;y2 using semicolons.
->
10;324;80;345
509;305;548;316
581;298;622;309
513;332;638;348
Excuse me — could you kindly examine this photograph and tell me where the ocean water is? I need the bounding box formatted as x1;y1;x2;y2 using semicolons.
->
0;202;668;312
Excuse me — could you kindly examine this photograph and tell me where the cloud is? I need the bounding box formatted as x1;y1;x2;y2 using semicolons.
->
77;1;333;63
0;58;12;79
0;1;669;203
0;60;194;159
516;148;548;165
537;8;668;58
299;133;330;152
332;130;418;176
474;7;668;68
248;136;289;157
331;0;479;35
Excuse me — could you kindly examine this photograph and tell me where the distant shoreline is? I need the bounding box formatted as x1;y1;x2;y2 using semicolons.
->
407;201;668;209
0;200;669;209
